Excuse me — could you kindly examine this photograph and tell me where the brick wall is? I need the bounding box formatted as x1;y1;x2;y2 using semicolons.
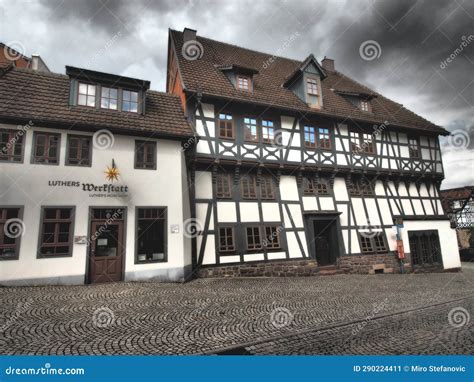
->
337;252;411;274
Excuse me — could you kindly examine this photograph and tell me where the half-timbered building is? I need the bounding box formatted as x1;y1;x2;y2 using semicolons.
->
167;28;462;276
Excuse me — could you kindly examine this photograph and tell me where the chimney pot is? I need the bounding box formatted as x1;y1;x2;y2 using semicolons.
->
322;57;335;71
183;28;197;42
31;54;40;71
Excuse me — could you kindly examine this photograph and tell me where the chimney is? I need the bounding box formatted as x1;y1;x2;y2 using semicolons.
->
183;28;197;42
322;57;335;71
31;54;40;71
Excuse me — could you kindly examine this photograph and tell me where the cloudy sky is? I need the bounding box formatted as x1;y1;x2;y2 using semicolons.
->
1;0;472;189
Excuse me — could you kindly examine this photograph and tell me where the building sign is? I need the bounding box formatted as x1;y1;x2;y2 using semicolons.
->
48;180;129;198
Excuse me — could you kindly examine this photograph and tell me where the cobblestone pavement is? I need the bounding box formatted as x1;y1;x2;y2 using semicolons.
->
0;269;473;355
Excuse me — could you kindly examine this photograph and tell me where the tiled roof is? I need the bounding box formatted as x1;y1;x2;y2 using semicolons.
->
440;186;474;213
0;67;194;138
170;30;447;135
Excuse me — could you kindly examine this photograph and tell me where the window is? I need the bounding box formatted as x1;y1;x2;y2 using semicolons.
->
219;226;235;252
408;137;420;159
122;90;139;113
307;78;318;95
39;207;74;257
260;176;275;200
360;100;370;112
263;226;281;249
0;129;24;162
409;231;442;266
219;113;234;139
32;132;60;164
359;232;387;254
0;207;22;260
318;128;331;149
347;179;374;196
66;135;91;166
243;117;258;142
246;226;262;250
237;75;251;91
350;131;361;153
101;87;118;110
136;208;166;263
362;133;376;154
216;173;232;199
78;83;96;107
135;141;156;170
303;177;330;196
241;174;257;199
262;120;275;144
304;126;316;148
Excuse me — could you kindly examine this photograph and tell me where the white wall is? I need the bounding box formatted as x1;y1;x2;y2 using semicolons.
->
0;124;191;285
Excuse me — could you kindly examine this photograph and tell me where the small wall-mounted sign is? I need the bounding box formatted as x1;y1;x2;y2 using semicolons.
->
170;224;180;234
74;236;88;244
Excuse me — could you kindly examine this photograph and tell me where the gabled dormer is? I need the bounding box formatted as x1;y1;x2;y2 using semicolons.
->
283;54;327;109
66;66;151;115
217;64;259;92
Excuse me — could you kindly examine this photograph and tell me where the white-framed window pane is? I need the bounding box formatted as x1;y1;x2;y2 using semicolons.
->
110;88;118;99
123;90;131;101
87;95;95;107
87;84;96;96
78;83;88;95
101;87;110;98
101;98;109;109
130;91;138;102
109;99;117;110
78;94;87;105
130;102;138;113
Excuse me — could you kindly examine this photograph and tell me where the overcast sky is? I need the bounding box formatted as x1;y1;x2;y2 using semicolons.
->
0;0;472;189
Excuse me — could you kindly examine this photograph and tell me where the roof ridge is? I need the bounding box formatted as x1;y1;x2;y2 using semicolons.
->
170;29;302;66
9;66;68;79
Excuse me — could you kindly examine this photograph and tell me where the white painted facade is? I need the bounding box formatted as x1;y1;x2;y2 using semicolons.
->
0;124;192;285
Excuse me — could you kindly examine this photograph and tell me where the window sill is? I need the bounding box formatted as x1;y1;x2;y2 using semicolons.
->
37;253;73;259
135;259;168;264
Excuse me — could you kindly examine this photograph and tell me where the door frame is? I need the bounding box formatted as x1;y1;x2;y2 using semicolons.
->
303;211;344;265
85;206;127;284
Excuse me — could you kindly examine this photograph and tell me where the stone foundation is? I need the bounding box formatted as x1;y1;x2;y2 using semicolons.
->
337;252;411;274
197;259;318;278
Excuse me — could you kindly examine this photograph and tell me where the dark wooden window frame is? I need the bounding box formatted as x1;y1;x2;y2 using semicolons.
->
218;226;235;253
0;206;23;260
303;177;330;196
134;140;157;170
0;128;25;163
347;179;375;196
318;127;332;150
261;120;275;144
243;117;258;143
122;89;139;113
260;176;276;200
408;230;442;267
358;232;388;254
246;226;262;251
135;207;167;264
241;174;258;200
38;206;75;258
350;130;375;154
306;77;319;95
216;173;233;199
304;125;317;148
100;86;119;110
263;225;282;249
218;113;234;140
66;134;92;167
359;99;371;112
408;136;421;159
31;131;61;165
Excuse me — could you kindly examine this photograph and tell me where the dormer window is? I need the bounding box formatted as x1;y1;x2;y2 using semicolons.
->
122;90;139;113
237;75;251;91
78;83;96;107
360;100;370;112
307;78;318;95
101;87;118;110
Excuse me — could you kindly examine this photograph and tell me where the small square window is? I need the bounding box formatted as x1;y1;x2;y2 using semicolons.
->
237;75;251;91
135;141;156;169
360;100;370;112
122;90;139;113
32;132;60;165
66;135;91;166
78;83;96;107
0;129;25;163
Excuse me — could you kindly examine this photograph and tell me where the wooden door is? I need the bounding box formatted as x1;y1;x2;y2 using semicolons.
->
89;221;124;283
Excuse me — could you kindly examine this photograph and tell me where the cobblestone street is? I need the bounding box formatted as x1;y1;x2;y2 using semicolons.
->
1;269;473;355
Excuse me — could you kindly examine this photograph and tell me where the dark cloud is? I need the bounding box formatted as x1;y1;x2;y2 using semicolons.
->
1;0;472;188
